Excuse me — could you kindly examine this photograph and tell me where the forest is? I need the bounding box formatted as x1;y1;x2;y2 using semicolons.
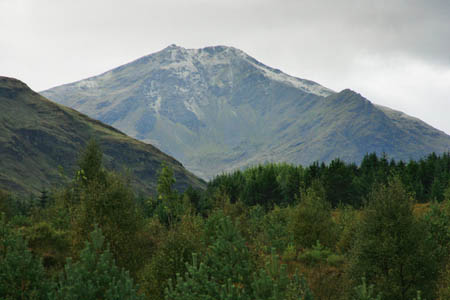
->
1;140;450;300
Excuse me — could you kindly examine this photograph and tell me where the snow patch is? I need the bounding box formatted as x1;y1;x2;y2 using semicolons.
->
249;62;333;97
149;96;162;114
183;45;333;97
184;99;204;119
75;79;98;89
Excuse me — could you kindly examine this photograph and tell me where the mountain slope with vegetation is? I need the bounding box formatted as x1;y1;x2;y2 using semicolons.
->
41;45;450;179
0;76;205;196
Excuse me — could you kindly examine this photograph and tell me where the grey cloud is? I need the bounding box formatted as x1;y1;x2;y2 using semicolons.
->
1;0;449;133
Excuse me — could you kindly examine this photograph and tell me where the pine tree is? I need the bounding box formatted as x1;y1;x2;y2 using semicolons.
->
77;139;106;186
166;215;313;300
38;188;50;209
0;214;49;300
156;164;180;226
165;215;252;300
49;226;143;300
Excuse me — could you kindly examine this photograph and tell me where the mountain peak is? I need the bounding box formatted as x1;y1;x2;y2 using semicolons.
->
160;44;244;58
326;88;372;105
40;47;450;179
164;43;184;50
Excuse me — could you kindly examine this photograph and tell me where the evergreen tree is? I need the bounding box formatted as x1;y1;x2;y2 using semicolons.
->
50;226;143;300
0;214;49;300
0;190;13;219
423;200;450;263
166;215;253;299
157;163;176;199
322;159;356;207
155;163;181;226
242;165;280;210
38;188;50;209
77;139;106;187
166;215;313;300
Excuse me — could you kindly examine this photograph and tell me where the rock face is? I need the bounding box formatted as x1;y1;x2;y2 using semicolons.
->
42;45;450;179
0;76;205;196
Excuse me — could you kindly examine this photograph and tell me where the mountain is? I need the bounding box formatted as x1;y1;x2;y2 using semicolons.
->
0;76;205;196
41;45;450;179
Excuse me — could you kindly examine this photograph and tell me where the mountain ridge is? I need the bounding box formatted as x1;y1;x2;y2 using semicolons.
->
41;45;450;179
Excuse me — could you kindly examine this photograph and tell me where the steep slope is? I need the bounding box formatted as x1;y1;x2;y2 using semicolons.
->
0;77;205;196
41;45;450;179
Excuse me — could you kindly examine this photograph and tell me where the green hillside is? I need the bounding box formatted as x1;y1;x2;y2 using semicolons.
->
0;76;205;196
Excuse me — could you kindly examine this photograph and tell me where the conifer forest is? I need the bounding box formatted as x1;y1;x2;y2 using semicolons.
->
1;141;450;300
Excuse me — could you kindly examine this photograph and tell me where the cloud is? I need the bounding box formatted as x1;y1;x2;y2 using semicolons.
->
1;0;449;133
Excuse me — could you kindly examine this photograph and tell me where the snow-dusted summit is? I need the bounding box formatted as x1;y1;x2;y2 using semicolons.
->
41;45;450;179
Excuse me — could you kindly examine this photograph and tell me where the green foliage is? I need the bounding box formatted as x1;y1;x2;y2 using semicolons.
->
0;191;34;218
335;204;359;254
21;221;70;272
31;188;72;231
437;261;450;300
204;215;254;288
251;251;314;300
184;185;210;215
351;177;438;300
166;215;313;300
50;226;143;300
166;252;247;300
289;182;337;249
242;165;281;210
209;164;305;209
322;159;357;207
423;200;450;262
77;139;107;187
63;142;147;275
4;138;450;300
38;188;51;209
139;215;204;300
155;163;186;226
208;153;450;209
411;291;425;300
73;171;144;273
157;163;176;198
263;205;293;253
0;214;49;300
353;277;381;300
166;215;253;299
0;190;13;219
282;243;297;262
298;241;344;267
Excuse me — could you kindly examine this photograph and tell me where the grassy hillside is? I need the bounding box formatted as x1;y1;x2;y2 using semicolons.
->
0;76;205;196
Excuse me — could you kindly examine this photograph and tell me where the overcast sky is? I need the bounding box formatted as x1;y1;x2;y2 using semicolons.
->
1;0;449;133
